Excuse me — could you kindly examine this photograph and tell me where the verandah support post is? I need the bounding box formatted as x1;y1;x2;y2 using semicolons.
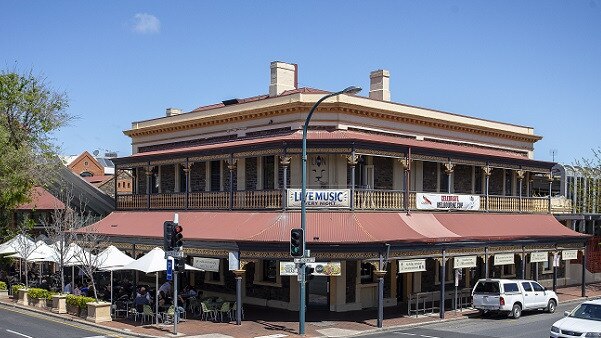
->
484;246;489;279
233;266;245;325
582;245;587;298
521;246;526;279
348;151;358;211
280;155;290;210
483;165;492;212
376;253;385;328
440;249;446;319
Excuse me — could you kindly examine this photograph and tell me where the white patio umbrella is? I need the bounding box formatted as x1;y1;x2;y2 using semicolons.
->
1;235;38;284
0;234;36;255
115;247;202;324
96;245;135;308
7;241;56;285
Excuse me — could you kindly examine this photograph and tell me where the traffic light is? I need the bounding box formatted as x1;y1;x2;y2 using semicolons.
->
290;228;304;258
164;221;175;252
175;257;186;273
171;224;183;249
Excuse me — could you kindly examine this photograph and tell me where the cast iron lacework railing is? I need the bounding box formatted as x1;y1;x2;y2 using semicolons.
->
116;189;565;213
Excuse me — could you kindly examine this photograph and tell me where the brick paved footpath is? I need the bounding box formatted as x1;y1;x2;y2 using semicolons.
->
2;283;600;338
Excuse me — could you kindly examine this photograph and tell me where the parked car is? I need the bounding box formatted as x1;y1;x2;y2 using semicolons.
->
551;299;601;338
472;278;558;319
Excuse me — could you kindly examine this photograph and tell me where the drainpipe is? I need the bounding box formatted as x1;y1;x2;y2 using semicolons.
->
582;245;587;297
440;249;446;319
484;247;489;279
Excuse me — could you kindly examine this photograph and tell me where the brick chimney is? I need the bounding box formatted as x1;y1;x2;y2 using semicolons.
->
166;108;182;117
269;61;298;97
369;69;390;101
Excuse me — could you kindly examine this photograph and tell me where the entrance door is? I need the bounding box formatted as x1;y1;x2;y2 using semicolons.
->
307;276;330;309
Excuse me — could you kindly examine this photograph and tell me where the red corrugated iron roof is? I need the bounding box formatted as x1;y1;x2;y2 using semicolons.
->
80;211;586;245
16;187;65;210
124;129;531;161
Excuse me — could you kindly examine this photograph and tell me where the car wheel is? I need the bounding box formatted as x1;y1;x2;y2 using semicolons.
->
511;303;522;319
479;309;489;317
547;299;557;313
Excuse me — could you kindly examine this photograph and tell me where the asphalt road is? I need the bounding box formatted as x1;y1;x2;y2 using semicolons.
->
0;304;133;338
364;301;582;338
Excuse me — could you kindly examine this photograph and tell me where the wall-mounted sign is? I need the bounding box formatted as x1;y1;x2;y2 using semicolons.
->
287;189;350;208
228;251;239;271
494;253;514;266
562;250;578;261
398;259;427;273
530;252;548;263
192;257;220;272
453;256;477;269
416;193;480;211
279;262;342;276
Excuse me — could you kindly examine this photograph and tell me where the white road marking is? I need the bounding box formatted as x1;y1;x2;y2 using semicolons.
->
6;329;33;338
395;333;441;338
82;336;108;338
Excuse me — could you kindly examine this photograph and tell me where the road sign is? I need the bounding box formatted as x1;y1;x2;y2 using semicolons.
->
294;257;315;263
165;250;184;258
166;259;173;281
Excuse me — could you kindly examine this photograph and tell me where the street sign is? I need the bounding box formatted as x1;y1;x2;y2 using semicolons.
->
166;259;173;281
165;250;184;258
294;257;315;263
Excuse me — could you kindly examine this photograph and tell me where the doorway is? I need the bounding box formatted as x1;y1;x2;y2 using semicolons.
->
307;276;330;309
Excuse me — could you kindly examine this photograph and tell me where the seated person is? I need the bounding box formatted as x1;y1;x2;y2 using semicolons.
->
133;287;151;312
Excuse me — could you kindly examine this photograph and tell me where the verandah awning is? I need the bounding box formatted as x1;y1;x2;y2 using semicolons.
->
78;211;588;245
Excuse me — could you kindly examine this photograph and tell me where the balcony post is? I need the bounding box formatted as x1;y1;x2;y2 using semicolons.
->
227;158;237;210
401;154;411;212
444;161;454;194
483;166;492;212
547;170;553;213
114;164;119;209
517;169;525;213
439;249;446;319
347;153;359;211
184;159;191;210
280;156;291;210
145;164;153;210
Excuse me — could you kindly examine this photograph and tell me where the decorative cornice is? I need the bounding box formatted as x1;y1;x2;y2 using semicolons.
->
355;149;404;158
189;154;230;162
235;149;282;158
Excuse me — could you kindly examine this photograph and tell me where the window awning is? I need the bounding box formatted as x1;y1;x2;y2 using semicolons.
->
80;211;588;245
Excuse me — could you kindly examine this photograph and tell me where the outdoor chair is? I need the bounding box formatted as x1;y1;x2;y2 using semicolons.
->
231;302;245;320
128;307;141;322
217;301;231;322
113;301;129;318
200;302;216;321
163;305;186;324
141;304;157;324
187;297;201;315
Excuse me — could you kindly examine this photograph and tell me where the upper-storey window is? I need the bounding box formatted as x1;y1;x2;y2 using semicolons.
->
422;161;437;192
263;156;275;190
210;160;220;192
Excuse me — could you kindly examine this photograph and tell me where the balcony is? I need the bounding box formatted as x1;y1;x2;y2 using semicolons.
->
116;189;563;214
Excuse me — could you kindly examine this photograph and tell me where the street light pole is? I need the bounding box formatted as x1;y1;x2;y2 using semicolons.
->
299;85;361;335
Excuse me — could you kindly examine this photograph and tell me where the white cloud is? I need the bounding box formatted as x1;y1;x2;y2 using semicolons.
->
132;13;160;34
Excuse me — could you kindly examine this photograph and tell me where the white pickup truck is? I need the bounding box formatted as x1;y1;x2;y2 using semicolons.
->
472;278;558;319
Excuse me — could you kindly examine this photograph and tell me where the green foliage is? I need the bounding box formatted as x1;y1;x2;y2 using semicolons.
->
0;70;70;233
0;281;7;290
27;287;50;299
11;284;25;295
66;294;95;309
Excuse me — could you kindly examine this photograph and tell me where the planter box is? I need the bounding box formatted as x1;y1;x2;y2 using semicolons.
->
0;290;8;298
67;304;79;316
86;302;112;323
52;295;67;314
17;289;29;305
29;297;46;308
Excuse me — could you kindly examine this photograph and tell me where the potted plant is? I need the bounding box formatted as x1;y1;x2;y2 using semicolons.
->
66;295;95;318
52;293;67;314
86;300;112;323
0;281;8;297
16;285;29;305
27;288;50;308
11;284;24;299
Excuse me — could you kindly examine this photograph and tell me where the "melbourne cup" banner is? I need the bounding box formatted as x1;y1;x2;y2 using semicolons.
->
287;189;350;208
416;193;480;211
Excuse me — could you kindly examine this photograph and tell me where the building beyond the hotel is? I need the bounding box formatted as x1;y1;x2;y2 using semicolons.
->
87;61;588;314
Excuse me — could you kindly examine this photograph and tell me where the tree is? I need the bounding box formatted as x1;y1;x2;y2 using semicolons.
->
73;223;108;302
0;70;70;233
42;187;91;294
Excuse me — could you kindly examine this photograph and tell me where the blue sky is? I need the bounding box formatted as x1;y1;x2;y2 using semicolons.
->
1;1;600;164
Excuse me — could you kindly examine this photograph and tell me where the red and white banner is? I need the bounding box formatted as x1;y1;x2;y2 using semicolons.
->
416;193;480;211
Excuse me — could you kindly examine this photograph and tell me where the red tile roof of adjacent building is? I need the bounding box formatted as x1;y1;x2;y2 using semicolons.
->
16;187;65;210
80;211;586;244
123;129;536;162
